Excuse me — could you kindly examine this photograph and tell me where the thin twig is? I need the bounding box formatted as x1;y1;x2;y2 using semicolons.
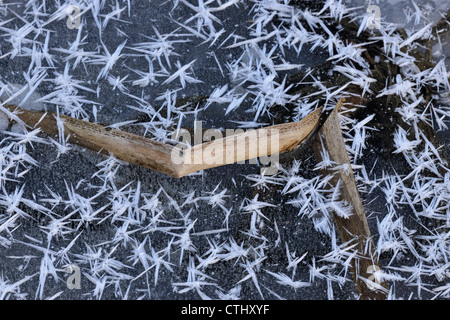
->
3;104;323;178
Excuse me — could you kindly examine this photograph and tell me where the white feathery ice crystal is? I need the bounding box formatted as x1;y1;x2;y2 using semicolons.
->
0;0;449;301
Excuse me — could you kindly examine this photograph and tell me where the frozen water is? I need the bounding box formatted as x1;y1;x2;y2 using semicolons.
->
0;111;8;131
0;0;449;301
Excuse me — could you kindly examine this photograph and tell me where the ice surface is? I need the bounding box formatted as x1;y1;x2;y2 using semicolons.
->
0;112;8;131
0;0;449;301
0;83;45;111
